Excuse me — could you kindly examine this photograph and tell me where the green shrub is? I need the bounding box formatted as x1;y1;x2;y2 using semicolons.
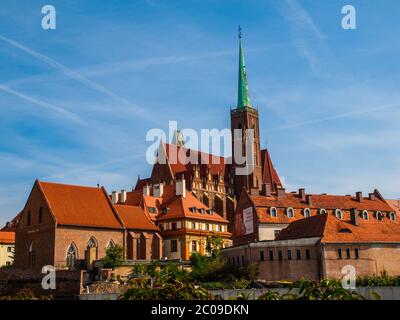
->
102;244;124;269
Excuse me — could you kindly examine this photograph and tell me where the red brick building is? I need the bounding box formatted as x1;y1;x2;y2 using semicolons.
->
14;180;161;269
222;208;400;281
233;186;395;246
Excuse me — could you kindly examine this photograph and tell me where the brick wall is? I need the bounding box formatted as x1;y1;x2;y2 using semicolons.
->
323;243;400;278
54;226;124;268
0;267;83;298
14;183;56;268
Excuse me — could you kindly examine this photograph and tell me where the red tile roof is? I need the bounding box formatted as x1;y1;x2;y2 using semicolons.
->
0;231;15;244
114;205;159;231
386;200;400;215
250;190;394;224
163;143;230;178
38;181;123;229
1;212;22;231
134;177;151;191
276;213;400;243
261;149;282;192
124;183;228;223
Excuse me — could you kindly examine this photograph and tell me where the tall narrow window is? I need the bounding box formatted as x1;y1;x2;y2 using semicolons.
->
337;248;342;259
38;207;43;224
296;249;301;260
191;241;197;252
27;210;31;226
66;243;78;268
260;250;265;261
28;241;36;266
242;256;245;266
278;250;283;261
269;250;274;261
171;240;178;252
355;248;359;259
287;250;292;260
346;248;351;259
306;249;310;260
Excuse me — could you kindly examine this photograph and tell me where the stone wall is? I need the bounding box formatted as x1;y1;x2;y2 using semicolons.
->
0;267;83;298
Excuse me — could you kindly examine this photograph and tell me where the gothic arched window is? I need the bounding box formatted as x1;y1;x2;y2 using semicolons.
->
107;240;116;249
87;237;98;248
66;243;78;268
28;241;36;266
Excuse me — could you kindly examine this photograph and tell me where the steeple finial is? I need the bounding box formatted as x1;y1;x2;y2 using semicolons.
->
237;26;251;109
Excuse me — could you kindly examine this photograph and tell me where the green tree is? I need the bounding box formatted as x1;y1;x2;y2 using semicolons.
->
102;244;124;269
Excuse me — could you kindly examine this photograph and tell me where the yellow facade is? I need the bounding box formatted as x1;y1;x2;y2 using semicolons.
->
0;243;14;267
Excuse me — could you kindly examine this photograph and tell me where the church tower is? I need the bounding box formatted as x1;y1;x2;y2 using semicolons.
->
231;27;263;198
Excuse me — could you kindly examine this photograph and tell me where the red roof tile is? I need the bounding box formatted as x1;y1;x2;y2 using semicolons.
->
38;181;123;229
114;205;158;231
0;231;15;244
250;191;394;224
261;149;282;192
276;213;400;243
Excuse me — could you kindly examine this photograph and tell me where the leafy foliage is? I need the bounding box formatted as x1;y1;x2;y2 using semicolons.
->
102;244;124;269
257;279;366;300
356;271;400;287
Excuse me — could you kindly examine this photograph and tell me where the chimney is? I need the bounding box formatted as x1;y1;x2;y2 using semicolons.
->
262;183;272;197
277;187;285;197
111;191;119;204
356;191;363;202
120;189;127;203
143;185;151;196
299;188;306;201
369;193;376;201
350;208;359;226
306;194;313;206
176;179;186;198
153;183;164;197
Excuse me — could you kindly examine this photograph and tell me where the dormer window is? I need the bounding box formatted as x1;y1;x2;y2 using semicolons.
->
198;208;205;214
362;210;369;220
147;207;157;214
389;212;396;221
270;207;277;217
376;211;383;221
319;208;327;215
161;207;169;214
303;208;311;218
335;209;343;220
189;207;197;213
339;228;352;233
286;207;295;218
207;209;213;215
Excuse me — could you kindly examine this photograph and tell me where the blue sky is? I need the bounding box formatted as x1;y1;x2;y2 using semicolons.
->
1;0;400;225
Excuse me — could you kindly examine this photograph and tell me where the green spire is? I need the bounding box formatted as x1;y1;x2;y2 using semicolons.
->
237;26;251;109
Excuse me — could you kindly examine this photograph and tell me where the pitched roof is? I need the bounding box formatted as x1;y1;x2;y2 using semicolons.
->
134;177;151;191
276;213;400;243
162;143;230;178
386;199;400;215
38;181;123;229
0;231;15;244
1;212;22;231
125;183;228;223
114;205;159;231
261;149;282;193
250;191;394;224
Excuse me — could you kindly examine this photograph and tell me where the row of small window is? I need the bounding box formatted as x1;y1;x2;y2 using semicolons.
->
159;221;225;232
189;207;214;215
26;208;44;226
260;249;311;261
337;248;360;259
268;207;396;221
169;239;198;253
